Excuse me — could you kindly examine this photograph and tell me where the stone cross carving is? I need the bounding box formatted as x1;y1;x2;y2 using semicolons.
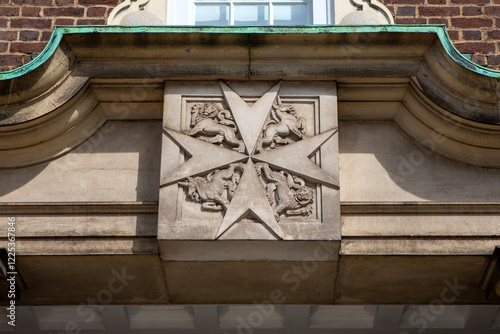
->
160;80;340;240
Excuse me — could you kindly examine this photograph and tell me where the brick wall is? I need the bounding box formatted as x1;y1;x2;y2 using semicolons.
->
1;0;500;72
0;0;118;71
381;0;500;68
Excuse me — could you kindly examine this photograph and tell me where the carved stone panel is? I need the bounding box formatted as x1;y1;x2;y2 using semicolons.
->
158;81;339;240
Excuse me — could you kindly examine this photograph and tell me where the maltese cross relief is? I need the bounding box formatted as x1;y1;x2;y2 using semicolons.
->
159;81;340;240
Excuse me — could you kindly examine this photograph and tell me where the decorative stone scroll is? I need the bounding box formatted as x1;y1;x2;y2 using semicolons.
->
338;0;394;24
158;81;340;241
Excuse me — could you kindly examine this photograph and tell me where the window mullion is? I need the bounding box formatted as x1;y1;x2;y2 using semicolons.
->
230;1;234;25
269;1;273;25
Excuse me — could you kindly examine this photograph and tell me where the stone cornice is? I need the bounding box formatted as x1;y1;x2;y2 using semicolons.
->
1;25;500;168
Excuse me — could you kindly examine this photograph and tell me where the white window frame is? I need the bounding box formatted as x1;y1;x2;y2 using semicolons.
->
168;0;333;25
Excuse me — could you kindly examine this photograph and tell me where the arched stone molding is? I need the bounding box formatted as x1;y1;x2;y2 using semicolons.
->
0;79;164;168
338;78;500;168
0;40;86;123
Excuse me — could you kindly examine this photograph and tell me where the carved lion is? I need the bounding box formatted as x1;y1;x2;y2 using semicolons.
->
184;103;245;153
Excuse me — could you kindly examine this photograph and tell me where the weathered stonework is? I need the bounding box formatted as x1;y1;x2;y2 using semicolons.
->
158;81;340;241
1;27;500;312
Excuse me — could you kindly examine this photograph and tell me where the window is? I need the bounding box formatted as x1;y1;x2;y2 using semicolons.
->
195;0;309;26
109;0;393;26
169;0;333;25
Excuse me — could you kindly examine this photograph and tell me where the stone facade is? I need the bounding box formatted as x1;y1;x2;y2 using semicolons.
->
1;26;500;308
1;22;500;333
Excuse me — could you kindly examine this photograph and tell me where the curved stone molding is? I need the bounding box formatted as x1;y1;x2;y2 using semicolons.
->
0;79;164;168
0;85;104;168
338;78;500;168
0;39;87;119
399;82;500;168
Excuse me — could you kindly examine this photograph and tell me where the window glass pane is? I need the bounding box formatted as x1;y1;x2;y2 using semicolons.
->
234;5;269;25
273;4;307;25
195;5;229;25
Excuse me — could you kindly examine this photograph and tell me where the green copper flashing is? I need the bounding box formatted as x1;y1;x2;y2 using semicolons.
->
1;24;499;81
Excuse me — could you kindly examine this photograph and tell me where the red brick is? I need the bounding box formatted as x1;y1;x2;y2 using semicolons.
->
0;18;7;27
427;0;447;3
55;0;74;5
78;0;119;5
385;5;395;16
0;6;20;16
0;0;10;4
395;17;427;24
463;30;483;40
471;54;487;65
429;18;449;25
485;6;500;15
21;6;41;17
19;30;39;41
10;18;52;29
487;54;500;65
0;55;22;67
447;30;460;40
451;17;493;28
40;30;52;40
397;6;415;16
43;7;84;16
11;0;52;4
451;0;490;3
419;6;460;16
0;31;17;41
54;18;75;24
487;30;500;39
22;54;32;64
86;6;106;17
0;42;8;52
9;41;47;53
383;0;425;3
463;6;483;16
76;18;106;24
455;42;496;53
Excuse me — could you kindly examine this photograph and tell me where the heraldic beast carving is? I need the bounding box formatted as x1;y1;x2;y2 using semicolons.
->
184;103;245;153
256;97;307;153
179;163;244;212
255;162;314;221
